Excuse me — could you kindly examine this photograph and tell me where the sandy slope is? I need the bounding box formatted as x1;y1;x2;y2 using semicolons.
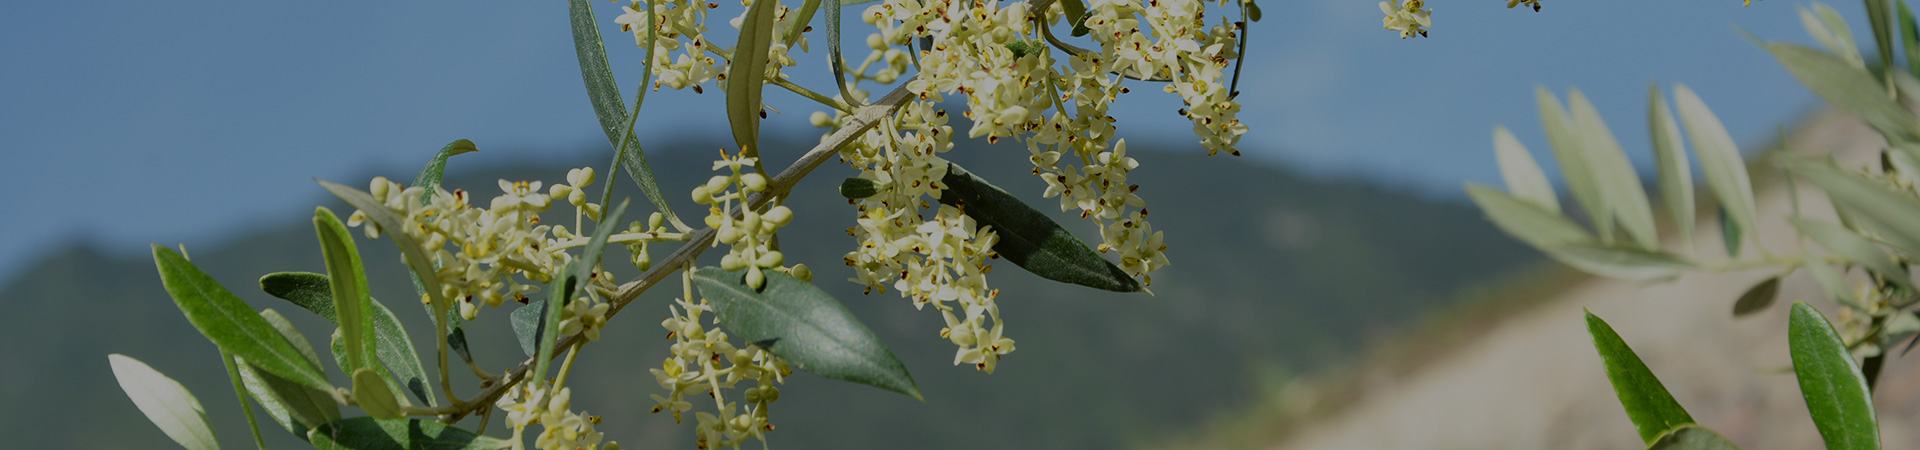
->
1270;110;1920;450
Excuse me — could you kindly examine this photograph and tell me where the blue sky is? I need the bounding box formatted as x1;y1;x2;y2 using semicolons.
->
0;0;1850;280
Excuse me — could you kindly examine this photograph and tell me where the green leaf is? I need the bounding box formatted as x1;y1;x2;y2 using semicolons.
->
1585;311;1696;443
1766;43;1920;141
317;181;452;323
1672;85;1757;258
937;162;1142;292
152;245;333;392
1569;89;1660;250
727;0;779;151
692;266;921;400
1784;160;1920;257
1789;217;1911;289
1246;1;1262;21
409;139;478;204
1788;302;1881;450
1492;125;1559;213
1647;425;1744;450
1061;0;1089;27
246;311;342;435
1806;258;1866;308
109;354;220;450
1721;208;1744;258
1545;243;1692;280
1465;184;1594;249
1865;0;1898;77
1731;276;1782;317
351;368;403;420
218;349;266;450
259;272;437;407
315;207;375;375
1537;86;1613;244
826;0;856;102
534;199;629;381
1901;0;1920;77
783;0;821;47
1648;86;1695;248
511;299;545;358
572;0;682;229
308;418;510;450
840;177;880;199
1801;4;1866;69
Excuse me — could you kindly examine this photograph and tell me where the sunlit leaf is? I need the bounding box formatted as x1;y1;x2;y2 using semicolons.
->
693;267;922;400
1765;43;1920;141
315;207;375;376
1785;160;1920;257
1648;86;1695;247
1585;312;1696;443
938;163;1141;292
109;354;220;450
239;309;341;438
1465;184;1593;249
1800;4;1865;70
1569;89;1659;250
1493;125;1559;213
1788;302;1881;450
308;418;510;450
259;272;437;407
1545;243;1692;280
1673;85;1757;258
1537;86;1613;243
351;368;403;420
152;245;332;392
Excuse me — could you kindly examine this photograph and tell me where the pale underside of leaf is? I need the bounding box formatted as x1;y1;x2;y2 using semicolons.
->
109;354;221;450
1648;86;1695;248
1673;84;1758;256
1569;89;1659;250
1537;87;1613;244
1493;125;1560;213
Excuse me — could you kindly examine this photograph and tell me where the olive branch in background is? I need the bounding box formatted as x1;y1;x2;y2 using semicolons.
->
1467;2;1920;448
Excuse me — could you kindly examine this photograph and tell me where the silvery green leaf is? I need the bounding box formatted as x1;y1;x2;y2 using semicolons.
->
1493;125;1559;213
1544;243;1692;280
108;354;220;450
1465;184;1594;249
1789;217;1911;289
1806;258;1864;309
693;267;922;400
1537;86;1613;243
1673;85;1758;258
1569;89;1659;250
511;299;543;358
1648;425;1744;450
409;139;477;204
1584;312;1696;443
1648;86;1695;248
1789;302;1882;450
1902;0;1920;77
1785;160;1920;257
308;418;510;450
1765;43;1920;141
1801;4;1865;69
570;0;680;228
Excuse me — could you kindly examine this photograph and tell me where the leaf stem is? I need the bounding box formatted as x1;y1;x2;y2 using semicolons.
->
219;351;268;450
772;77;853;112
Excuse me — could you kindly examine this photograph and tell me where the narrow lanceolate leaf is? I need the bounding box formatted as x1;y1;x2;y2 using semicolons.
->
259;272;438;407
249;310;342;434
512;299;544;358
1537;87;1612;243
1902;0;1920;78
1721;208;1745;257
152;245;332;392
1465;184;1594;249
1493;125;1559;213
1648;425;1744;450
1788;302;1881;450
1584;312;1696;443
693;267;922;400
783;0;821;47
1789;218;1911;289
727;0;780;151
1648;86;1695;247
1731;276;1782;317
317;181;450;316
410;139;478;204
568;0;629;153
315;207;375;375
1785;160;1920;257
1569;89;1659;250
1807;259;1866;309
938;162;1141;292
1863;0;1897;77
1546;243;1692;280
1673;85;1758;257
1766;43;1920;141
1800;4;1865;69
109;355;220;450
533;260;579;384
308;418;510;450
351;368;403;420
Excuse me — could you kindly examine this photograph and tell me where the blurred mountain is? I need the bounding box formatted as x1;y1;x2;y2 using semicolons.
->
0;136;1537;449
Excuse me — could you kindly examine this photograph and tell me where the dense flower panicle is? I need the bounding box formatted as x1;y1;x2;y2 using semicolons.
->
650;292;788;449
495;383;619;450
615;0;810;92
1379;0;1430;38
693;150;802;289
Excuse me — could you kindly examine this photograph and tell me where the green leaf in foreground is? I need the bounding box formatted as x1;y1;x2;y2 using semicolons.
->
351;368;403;420
726;0;779;151
937;162;1142;292
315;207;376;375
1585;311;1696;443
1788;302;1881;450
693;266;922;400
308;418;509;450
108;354;220;450
153;245;333;392
240;309;341;439
260;272;438;407
1731;276;1781;317
1648;425;1743;450
317;181;451;317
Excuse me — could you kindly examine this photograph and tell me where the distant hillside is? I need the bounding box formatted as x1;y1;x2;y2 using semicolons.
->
0;136;1537;449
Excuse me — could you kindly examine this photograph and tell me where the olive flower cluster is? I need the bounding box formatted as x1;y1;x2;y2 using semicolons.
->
650;274;789;450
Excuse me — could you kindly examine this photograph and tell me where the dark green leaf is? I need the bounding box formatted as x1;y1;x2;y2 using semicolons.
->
409;139;478;204
308;418;510;450
1766;43;1920;141
1648;425;1744;450
1585;311;1696;443
315;207;376;375
1788;302;1881;450
1061;0;1089;26
937;162;1141;292
574;0;682;228
693;266;921;400
1546;243;1692;280
1246;1;1262;21
108;354;220;450
533;261;578;384
152;245;333;392
259;272;437;407
1731;276;1781;317
784;0;821;47
827;0;856;102
219;349;267;450
840;177;879;199
727;0;780;151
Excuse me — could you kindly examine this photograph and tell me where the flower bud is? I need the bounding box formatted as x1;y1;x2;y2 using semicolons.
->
743;211;762;235
370;177;391;201
763;205;793;227
568;189;588;206
755;251;783;268
570;167;596;187
790;264;812;282
746;266;766;289
718;226;745;245
705;176;730;192
649;212;665;230
550;183;574;200
691;186;712;203
721;253;746;271
741;173;768;192
810;111;835;127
